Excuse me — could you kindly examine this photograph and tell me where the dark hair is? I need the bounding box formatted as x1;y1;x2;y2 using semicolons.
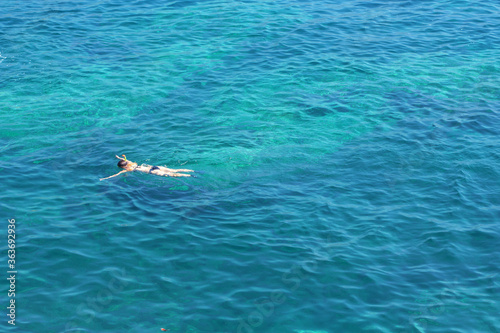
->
118;160;128;168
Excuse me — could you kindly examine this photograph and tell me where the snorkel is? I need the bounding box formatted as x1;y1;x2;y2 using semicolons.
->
117;154;128;168
120;154;137;170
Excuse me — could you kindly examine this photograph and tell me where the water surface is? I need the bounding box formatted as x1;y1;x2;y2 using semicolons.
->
1;0;499;332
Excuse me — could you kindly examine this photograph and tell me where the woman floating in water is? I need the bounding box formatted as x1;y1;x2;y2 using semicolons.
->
100;155;194;180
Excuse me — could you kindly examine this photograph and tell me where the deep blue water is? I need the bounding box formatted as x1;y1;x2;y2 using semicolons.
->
1;0;499;332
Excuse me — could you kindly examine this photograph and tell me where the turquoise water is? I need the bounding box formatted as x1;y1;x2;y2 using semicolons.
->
1;0;499;332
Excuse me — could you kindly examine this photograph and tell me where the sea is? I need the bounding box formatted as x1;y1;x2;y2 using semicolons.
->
1;0;499;332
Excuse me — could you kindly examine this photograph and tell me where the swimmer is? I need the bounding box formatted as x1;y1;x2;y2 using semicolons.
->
100;155;194;181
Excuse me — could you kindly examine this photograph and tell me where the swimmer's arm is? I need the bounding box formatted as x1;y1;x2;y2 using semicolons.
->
115;155;125;160
100;170;127;181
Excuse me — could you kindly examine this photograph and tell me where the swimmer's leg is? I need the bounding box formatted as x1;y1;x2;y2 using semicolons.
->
165;172;191;177
158;166;193;173
150;169;190;177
